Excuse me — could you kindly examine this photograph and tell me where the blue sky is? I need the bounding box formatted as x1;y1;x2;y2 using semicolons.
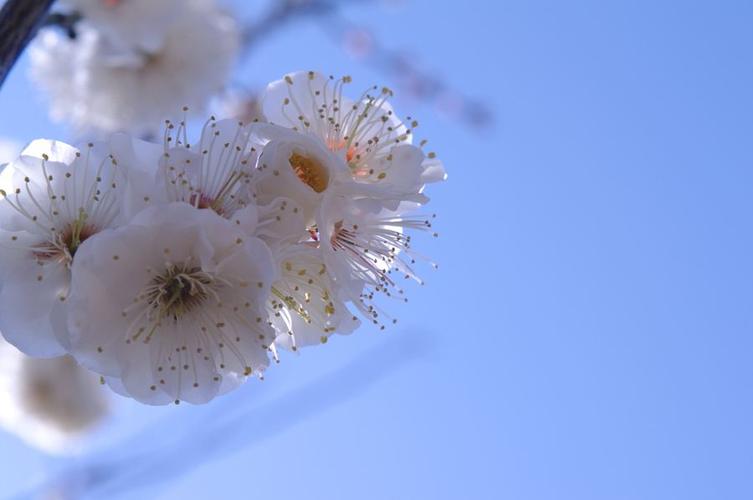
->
0;0;752;499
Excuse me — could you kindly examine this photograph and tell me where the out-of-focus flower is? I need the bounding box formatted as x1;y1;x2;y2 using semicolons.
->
0;140;125;357
30;1;239;134
343;28;374;60
213;89;266;126
0;339;107;454
67;202;276;405
60;0;183;53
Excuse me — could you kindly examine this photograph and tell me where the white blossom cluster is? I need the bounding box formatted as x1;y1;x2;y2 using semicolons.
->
0;71;446;406
30;0;239;134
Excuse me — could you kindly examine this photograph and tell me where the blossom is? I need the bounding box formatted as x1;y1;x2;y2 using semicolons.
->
112;117;257;220
30;2;239;134
60;0;183;53
317;193;437;328
0;140;124;357
66;202;276;405
269;244;360;352
0;338;107;454
254;72;446;327
258;71;446;203
250;123;352;224
0;68;447;407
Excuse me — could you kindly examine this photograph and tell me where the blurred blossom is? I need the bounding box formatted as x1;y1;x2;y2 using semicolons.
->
30;0;239;135
213;89;265;124
60;0;183;53
0;339;108;454
343;27;374;60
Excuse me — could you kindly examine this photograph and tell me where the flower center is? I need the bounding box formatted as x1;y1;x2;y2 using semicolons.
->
188;192;226;216
330;220;354;249
289;152;329;193
33;215;97;264
146;264;215;320
326;138;358;163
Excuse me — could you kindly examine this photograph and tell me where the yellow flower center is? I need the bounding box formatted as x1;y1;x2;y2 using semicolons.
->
289;153;329;193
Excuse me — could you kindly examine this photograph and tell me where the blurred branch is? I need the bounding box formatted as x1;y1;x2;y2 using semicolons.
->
322;12;493;129
0;0;56;87
14;335;431;499
242;0;492;130
242;0;336;50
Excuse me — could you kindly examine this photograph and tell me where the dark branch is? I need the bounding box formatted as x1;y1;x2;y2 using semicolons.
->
0;0;56;87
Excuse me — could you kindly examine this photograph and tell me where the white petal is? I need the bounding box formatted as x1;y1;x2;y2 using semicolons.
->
0;259;68;357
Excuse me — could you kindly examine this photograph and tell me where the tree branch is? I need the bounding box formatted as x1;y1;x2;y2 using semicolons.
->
0;0;56;87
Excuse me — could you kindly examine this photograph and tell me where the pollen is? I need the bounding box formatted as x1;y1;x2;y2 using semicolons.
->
289;152;329;193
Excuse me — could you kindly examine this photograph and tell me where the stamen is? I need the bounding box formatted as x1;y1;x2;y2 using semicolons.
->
289;152;329;193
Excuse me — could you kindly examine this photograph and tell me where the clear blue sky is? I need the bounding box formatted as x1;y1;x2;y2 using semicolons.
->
0;0;752;499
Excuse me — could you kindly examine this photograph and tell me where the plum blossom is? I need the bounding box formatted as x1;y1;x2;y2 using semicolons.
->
0;70;446;406
67;203;276;405
30;1;239;134
258;71;446;203
0;140;125;357
112;117;258;220
317;193;438;327
60;0;184;53
269;244;360;352
252;72;445;328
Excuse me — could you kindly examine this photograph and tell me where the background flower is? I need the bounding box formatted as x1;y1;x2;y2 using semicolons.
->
0;338;107;454
30;0;239;135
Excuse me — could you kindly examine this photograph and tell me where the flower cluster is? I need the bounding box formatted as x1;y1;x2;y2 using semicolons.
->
31;0;239;134
0;72;445;405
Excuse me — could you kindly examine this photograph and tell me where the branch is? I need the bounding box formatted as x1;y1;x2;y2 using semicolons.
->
0;0;56;87
242;0;336;52
241;0;493;130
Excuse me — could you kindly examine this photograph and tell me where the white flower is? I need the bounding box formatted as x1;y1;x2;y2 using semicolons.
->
250;123;352;224
0;140;125;357
269;244;360;352
258;71;446;203
0;338;107;454
60;0;184;53
255;71;446;328
67;202;276;405
317;193;437;328
30;2;239;134
112;117;258;220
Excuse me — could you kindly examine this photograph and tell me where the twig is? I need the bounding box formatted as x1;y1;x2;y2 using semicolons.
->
242;0;337;53
241;0;492;129
0;0;56;87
